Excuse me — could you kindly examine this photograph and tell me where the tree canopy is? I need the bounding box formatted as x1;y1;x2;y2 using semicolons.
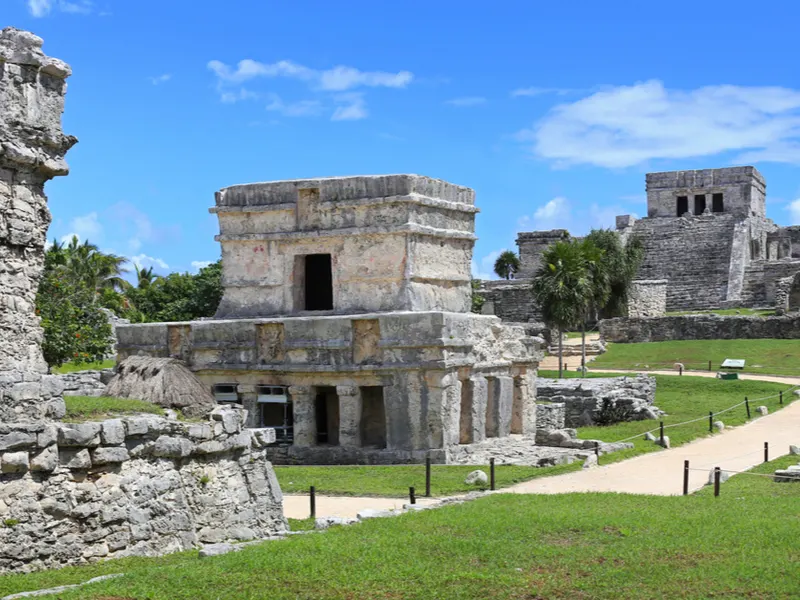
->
494;250;521;280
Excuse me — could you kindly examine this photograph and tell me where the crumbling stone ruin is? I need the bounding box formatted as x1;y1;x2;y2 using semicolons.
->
117;175;551;465
0;28;75;423
0;28;286;573
481;167;800;322
536;375;659;427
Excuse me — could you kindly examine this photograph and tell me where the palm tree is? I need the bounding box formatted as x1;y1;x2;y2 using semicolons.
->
578;238;610;373
135;264;158;289
531;240;590;378
59;235;129;298
494;250;521;280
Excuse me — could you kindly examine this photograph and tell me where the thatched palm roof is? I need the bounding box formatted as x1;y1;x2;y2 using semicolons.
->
104;356;216;418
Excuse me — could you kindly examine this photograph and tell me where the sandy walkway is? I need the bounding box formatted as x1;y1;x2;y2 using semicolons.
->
282;494;438;520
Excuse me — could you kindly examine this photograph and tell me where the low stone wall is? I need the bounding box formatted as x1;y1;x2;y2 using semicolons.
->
627;280;668;318
0;405;286;573
56;369;115;397
600;314;800;343
535;403;565;431
536;375;657;427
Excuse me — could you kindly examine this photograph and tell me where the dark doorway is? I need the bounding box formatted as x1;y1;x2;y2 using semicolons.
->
485;377;498;438
360;387;386;448
314;386;339;445
258;386;293;444
694;194;706;215
305;254;333;311
676;196;688;216
712;193;724;213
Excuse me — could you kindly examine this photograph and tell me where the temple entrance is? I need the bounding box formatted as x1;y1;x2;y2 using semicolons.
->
314;386;339;445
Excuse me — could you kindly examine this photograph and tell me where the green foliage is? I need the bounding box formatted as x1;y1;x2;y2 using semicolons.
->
531;239;591;332
493;249;521;280
36;271;113;368
198;474;211;486
52;359;116;374
2;519;19;528
584;229;644;318
470;279;485;313
125;260;222;322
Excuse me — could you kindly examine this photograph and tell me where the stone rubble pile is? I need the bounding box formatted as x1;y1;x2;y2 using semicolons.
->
55;369;114;397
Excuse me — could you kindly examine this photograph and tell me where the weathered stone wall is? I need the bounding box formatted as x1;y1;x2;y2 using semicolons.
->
516;230;569;279
0;405;286;573
600;314;800;343
739;260;800;308
56;368;114;397
476;280;540;323
212;175;477;319
535;403;565;431
627;280;667;318
535;375;657;427
0;28;76;422
630;214;740;311
645;167;766;219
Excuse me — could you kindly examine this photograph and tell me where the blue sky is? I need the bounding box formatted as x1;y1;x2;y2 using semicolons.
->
5;0;800;280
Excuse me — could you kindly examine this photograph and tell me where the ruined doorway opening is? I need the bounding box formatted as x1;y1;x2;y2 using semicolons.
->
712;193;724;213
485;377;498;438
694;194;706;215
314;386;339;445
676;196;688;216
359;387;386;448
304;254;333;311
459;378;474;444
257;385;293;444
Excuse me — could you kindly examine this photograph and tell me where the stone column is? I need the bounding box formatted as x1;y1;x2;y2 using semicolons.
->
289;386;315;447
336;385;362;447
0;28;76;422
495;376;514;437
470;375;488;443
512;367;537;436
237;384;258;428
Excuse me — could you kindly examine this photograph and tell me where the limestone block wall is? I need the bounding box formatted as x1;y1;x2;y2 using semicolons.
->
56;368;114;397
212;175;478;318
630;214;739;311
627;280;667;318
645;167;766;219
477;280;541;323
0;405;286;573
739;260;800;307
535;403;565;431
600;314;800;343
535;375;656;427
0;28;76;421
516;230;569;279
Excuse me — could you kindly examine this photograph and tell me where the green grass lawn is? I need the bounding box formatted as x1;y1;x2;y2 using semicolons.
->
274;375;791;496
276;461;581;497
2;456;799;599
63;396;164;420
51;359;116;374
591;338;800;376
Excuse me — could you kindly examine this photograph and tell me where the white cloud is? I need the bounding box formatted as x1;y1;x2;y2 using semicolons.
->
28;0;92;16
525;80;800;168
208;58;412;119
208;59;412;91
149;74;172;85
471;250;501;280
331;93;367;121
60;232;82;244
132;254;169;272
265;94;324;117
789;199;800;224
516;196;637;236
191;260;213;272
444;96;487;107
511;87;573;98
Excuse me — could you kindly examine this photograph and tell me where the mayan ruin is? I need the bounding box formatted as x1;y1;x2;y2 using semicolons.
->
2;4;800;597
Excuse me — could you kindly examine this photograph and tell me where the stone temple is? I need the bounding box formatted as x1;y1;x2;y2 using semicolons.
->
481;166;800;321
117;175;544;464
